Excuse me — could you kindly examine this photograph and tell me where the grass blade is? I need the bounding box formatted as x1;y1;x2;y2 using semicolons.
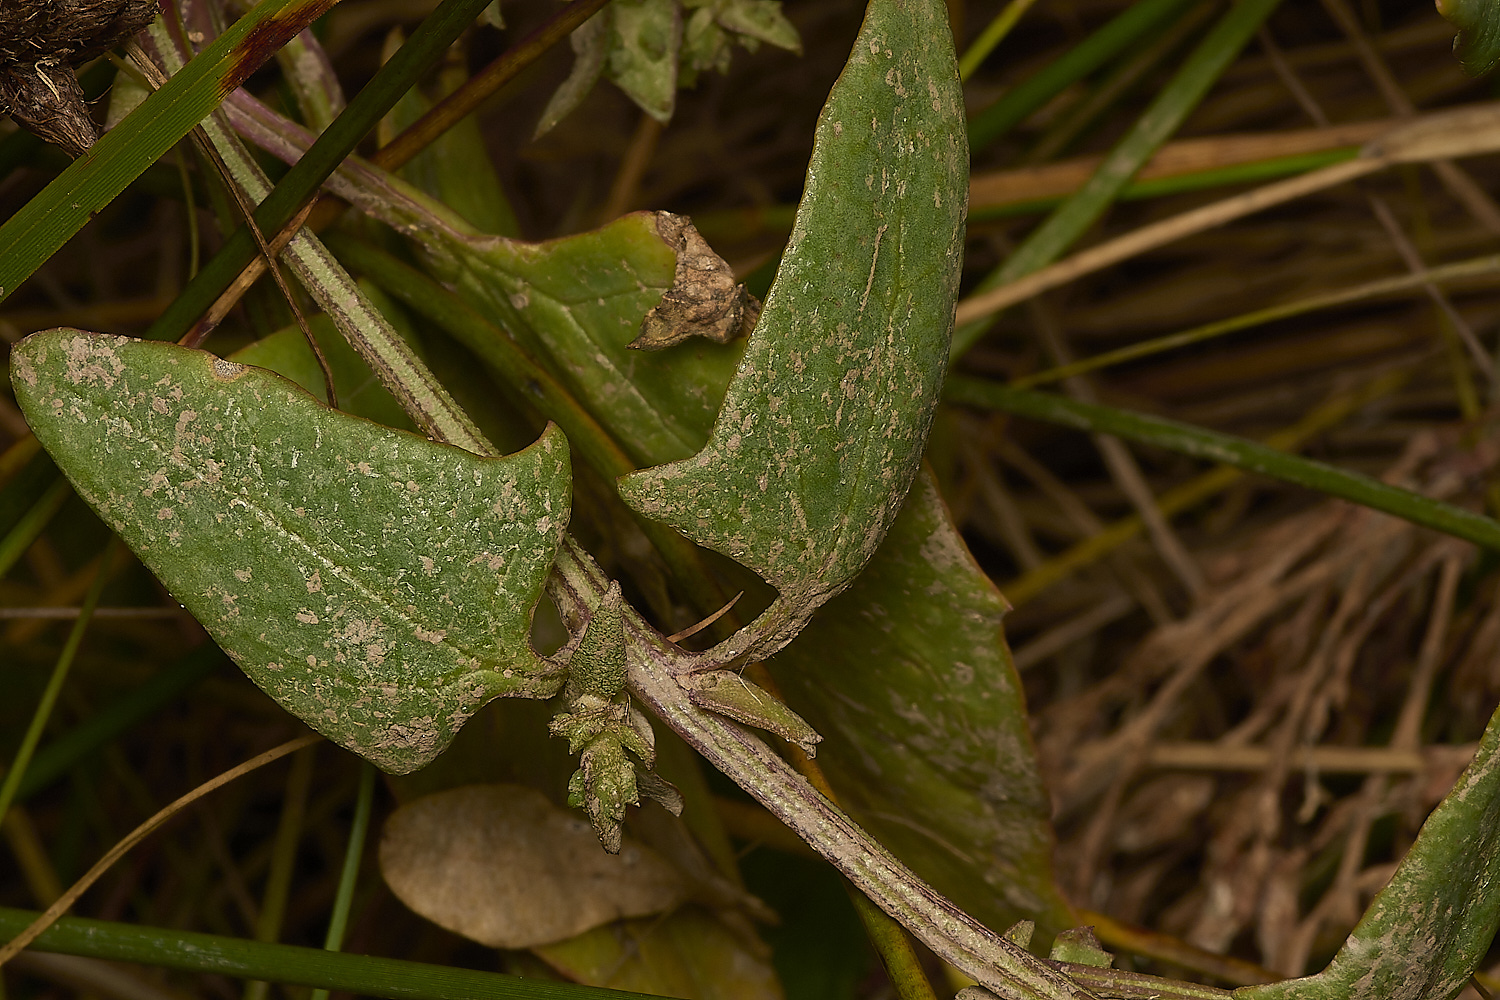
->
0;0;337;305
965;0;1199;151
143;0;504;342
0;907;661;999
953;0;1285;358
944;376;1500;552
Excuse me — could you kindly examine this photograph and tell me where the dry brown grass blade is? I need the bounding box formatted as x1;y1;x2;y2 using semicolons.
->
969;118;1393;210
0;734;322;967
955;103;1500;326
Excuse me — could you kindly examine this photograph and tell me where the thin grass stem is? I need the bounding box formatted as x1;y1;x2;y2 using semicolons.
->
1007;253;1500;389
0;540;118;830
946;375;1500;554
308;761;376;1000
0;479;71;582
0;735;323;966
965;0;1199;151
0;907;659;1000
958;0;1045;81
953;0;1285;358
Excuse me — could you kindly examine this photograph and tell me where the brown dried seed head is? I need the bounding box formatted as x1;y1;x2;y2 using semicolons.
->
0;0;160;156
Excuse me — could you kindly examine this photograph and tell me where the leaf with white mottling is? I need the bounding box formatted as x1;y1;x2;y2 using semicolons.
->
618;0;968;659
12;329;571;773
1236;701;1500;1000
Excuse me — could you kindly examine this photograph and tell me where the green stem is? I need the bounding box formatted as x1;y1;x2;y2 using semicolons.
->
943;376;1500;552
308;760;377;1000
848;887;940;1000
144;0;502;343
243;744;317;1000
0;479;71;582
0;540;117;829
0;907;657;1000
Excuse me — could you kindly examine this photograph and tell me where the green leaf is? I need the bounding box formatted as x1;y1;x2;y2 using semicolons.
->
220;93;749;470
534;11;611;138
768;472;1075;941
606;0;682;123
1439;0;1500;75
382;53;520;236
680;0;800;87
714;0;799;53
228;309;416;431
1237;701;1500;1000
618;0;968;658
532;906;783;1000
420;213;745;470
11;329;571;774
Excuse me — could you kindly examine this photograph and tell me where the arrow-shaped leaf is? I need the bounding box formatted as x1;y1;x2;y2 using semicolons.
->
617;0;968;659
11;329;571;773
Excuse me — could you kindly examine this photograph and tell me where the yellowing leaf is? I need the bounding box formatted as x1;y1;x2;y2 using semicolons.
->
379;784;689;948
533;905;783;1000
11;329;570;773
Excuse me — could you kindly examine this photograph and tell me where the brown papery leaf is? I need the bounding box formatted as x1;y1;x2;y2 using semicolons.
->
379;784;690;949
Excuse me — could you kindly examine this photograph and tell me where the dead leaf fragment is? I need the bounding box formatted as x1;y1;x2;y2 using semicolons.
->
379;784;690;948
630;212;760;351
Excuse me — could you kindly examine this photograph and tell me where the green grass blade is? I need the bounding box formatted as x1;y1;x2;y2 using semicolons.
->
0;0;337;306
15;645;224;803
0;478;70;580
144;0;502;342
965;0;1199;151
953;0;1284;358
0;542;117;828
307;760;377;1000
958;0;1043;82
944;376;1500;552
0;907;659;1000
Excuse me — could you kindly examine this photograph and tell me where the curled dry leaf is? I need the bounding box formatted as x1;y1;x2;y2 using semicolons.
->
630;212;761;351
0;0;159;155
379;784;690;949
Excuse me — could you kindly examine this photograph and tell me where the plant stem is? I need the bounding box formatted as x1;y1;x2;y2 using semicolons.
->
144;0;615;344
309;761;376;1000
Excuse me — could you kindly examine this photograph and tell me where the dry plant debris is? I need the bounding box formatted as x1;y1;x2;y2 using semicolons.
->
379;784;689;948
0;0;158;156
